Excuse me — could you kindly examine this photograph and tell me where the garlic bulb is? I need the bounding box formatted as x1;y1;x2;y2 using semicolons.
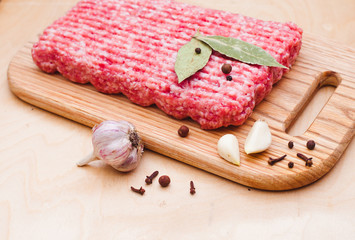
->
77;120;144;172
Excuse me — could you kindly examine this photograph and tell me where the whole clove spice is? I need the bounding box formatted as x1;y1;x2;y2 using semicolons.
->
145;170;159;184
268;154;287;166
297;153;313;167
190;181;196;195
306;159;313;167
288;161;294;168
131;186;145;195
288;141;294;149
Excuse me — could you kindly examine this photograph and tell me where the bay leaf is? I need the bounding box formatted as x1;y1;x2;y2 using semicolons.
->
193;32;287;69
175;38;212;83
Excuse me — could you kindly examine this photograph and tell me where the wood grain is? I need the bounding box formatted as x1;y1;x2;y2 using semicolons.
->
8;35;355;190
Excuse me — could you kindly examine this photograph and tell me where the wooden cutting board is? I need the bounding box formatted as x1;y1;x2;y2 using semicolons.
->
7;34;355;191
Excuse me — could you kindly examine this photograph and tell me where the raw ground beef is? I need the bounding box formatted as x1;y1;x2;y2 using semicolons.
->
32;0;302;129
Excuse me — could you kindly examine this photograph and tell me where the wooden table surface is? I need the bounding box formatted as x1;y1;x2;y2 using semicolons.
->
1;0;354;239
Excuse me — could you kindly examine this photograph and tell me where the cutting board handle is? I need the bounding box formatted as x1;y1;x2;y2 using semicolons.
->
305;71;354;161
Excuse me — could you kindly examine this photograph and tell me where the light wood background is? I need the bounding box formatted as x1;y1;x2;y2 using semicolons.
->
1;0;355;239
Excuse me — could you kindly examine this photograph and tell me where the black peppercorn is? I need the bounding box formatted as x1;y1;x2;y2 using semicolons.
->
226;75;233;81
288;161;294;168
288;141;294;149
178;125;189;137
221;63;232;74
159;175;170;187
307;140;316;150
195;48;201;54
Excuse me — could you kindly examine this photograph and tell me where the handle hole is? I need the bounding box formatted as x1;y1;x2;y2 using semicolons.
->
286;71;340;136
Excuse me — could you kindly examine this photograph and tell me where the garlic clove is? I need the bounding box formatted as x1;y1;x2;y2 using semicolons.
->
244;119;272;154
217;134;240;166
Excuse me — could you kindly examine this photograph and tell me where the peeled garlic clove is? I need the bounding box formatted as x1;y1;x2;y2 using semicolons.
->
77;120;144;172
244;120;272;154
217;134;240;166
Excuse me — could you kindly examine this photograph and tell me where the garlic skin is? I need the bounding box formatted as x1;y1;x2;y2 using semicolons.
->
217;134;240;166
244;119;272;154
77;120;144;172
